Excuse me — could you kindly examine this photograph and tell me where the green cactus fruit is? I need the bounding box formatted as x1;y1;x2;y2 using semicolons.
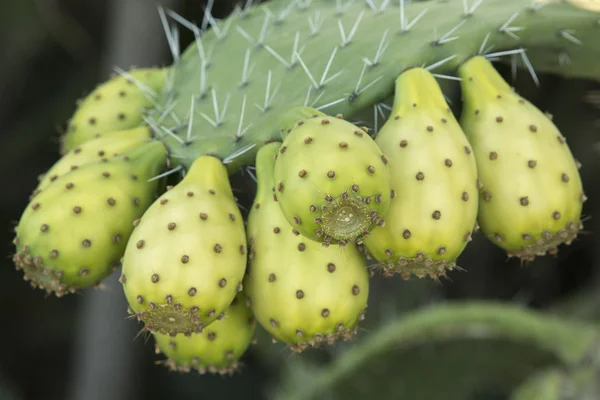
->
362;68;479;280
60;67;167;154
153;292;256;375
120;155;247;337
35;126;152;195
273;111;392;246
458;56;585;262
245;142;369;352
12;141;168;297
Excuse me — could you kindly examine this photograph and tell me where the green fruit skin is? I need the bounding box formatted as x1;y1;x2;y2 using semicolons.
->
36;126;152;193
273;115;392;245
245;142;369;350
458;56;584;256
363;68;479;277
13;141;167;295
121;155;248;336
61;67;167;153
153;292;256;374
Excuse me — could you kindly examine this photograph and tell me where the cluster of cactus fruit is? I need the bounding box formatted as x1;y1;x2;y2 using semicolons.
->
10;0;596;377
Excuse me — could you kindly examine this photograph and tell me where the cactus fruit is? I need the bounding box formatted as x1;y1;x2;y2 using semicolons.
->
245;142;369;352
273;112;392;245
120;155;247;337
12;141;168;297
363;68;479;280
60;67;167;154
458;56;585;262
35;126;152;194
153;292;256;375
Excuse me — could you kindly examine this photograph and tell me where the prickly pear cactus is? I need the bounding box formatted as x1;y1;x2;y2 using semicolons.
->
273;112;392;245
121;155;247;337
61;67;167;153
36;126;152;193
245;142;369;352
153;292;256;375
8;0;600;390
458;56;585;261
12;141;167;296
363;67;479;280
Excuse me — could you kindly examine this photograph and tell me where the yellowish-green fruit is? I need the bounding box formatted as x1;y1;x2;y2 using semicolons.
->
121;156;247;337
12;141;167;296
458;56;585;261
153;292;255;375
363;68;479;280
61;67;167;153
36;126;151;194
245;142;369;352
273;112;392;246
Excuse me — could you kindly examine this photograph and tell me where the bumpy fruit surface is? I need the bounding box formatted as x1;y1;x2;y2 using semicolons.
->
363;68;479;279
36;126;151;193
273;111;392;245
121;155;247;337
245;142;369;352
153;292;255;375
61;67;166;153
12;141;168;296
458;56;585;261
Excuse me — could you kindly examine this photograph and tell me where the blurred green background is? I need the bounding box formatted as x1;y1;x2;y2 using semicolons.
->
1;1;599;399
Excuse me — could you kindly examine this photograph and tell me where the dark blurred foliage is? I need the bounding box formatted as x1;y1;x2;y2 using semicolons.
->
0;1;598;399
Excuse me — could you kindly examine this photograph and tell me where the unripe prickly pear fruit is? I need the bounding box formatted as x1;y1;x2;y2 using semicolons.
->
363;68;479;280
458;56;585;261
36;126;151;194
121;155;247;337
12;141;168;296
273;110;392;246
153;292;255;375
245;142;369;352
61;67;167;153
